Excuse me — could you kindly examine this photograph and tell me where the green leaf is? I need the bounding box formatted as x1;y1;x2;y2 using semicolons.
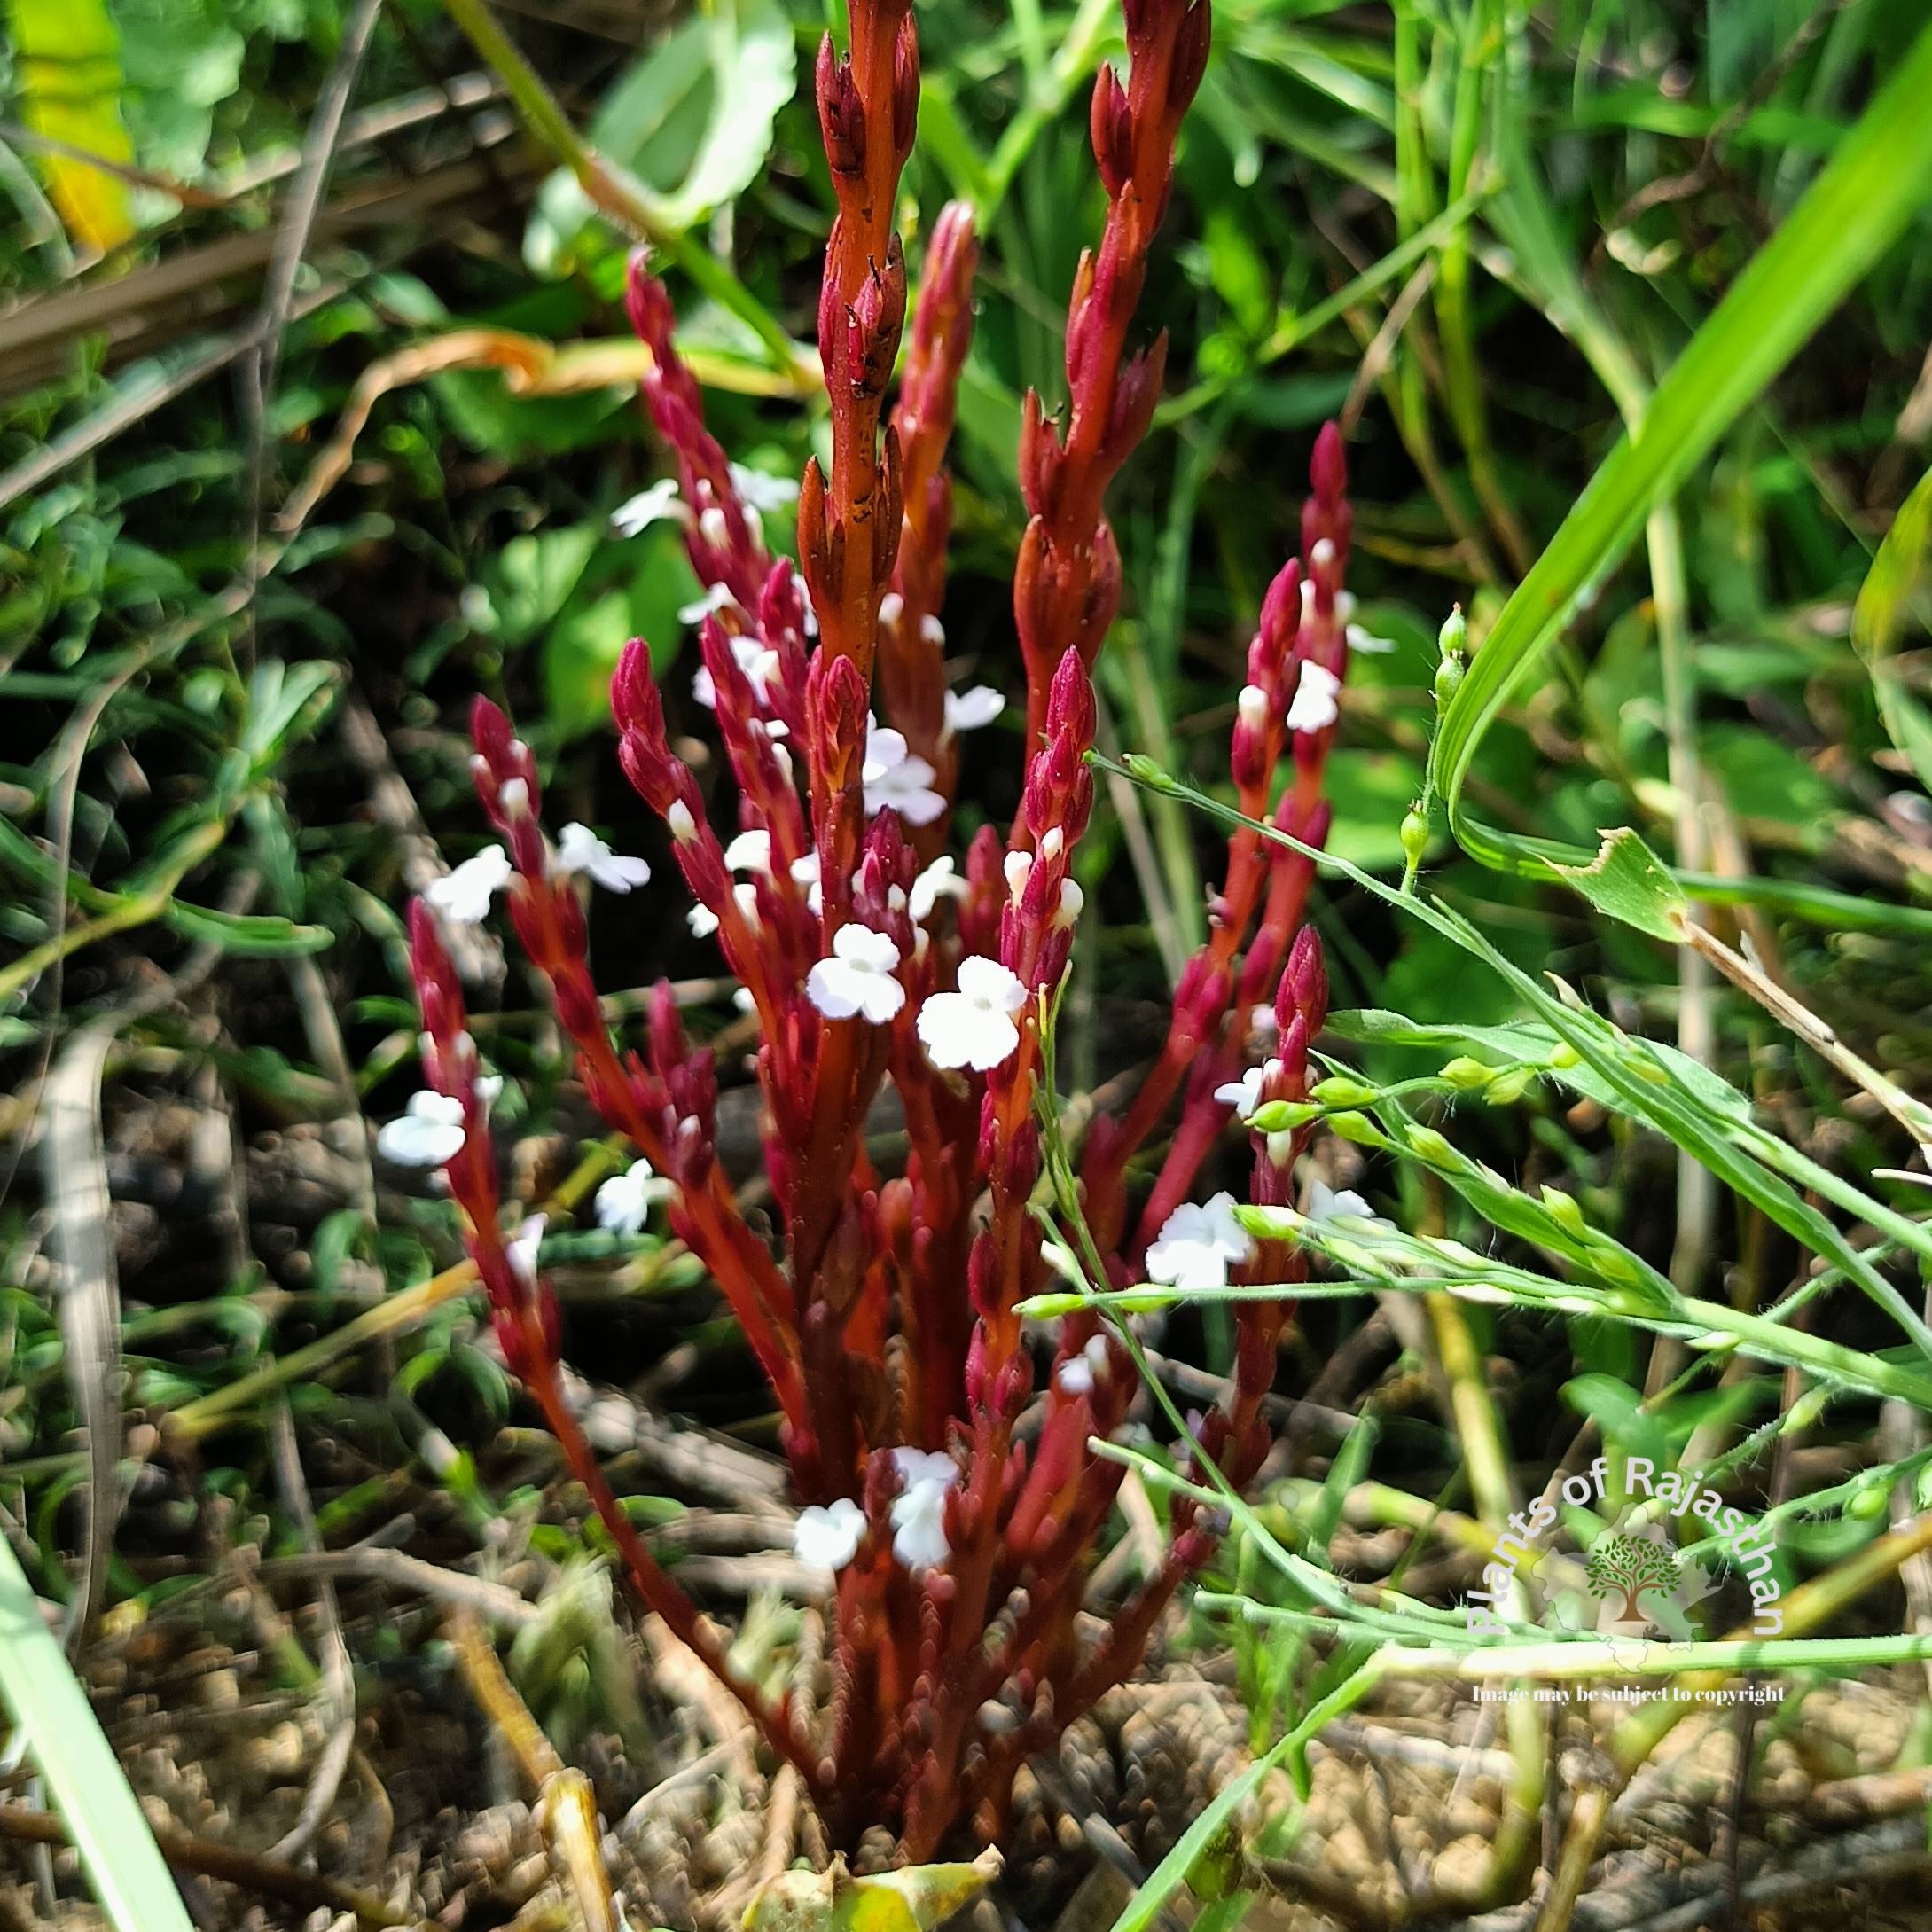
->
1562;1372;1670;1472
0;1537;195;1931
1429;18;1932;916
8;0;137;249
1853;461;1932;793
482;525;602;647
523;0;794;271
160;900;332;956
1547;826;1689;942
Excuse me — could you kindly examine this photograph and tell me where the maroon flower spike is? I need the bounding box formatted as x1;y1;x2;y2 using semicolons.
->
388;0;1372;1860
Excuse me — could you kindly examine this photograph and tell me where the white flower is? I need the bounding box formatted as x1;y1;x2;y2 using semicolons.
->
908;856;966;924
887;1448;958;1571
807;925;906;1024
916;956;1028;1071
1214;1058;1284;1122
1346;623;1396;654
690;629;778;711
1054;879;1083;929
498;777;530;818
1285;662;1341;735
611;478;684;537
1003;850;1031;903
888;1447;958;1490
687;901;720;938
862;722;945;826
1301;579;1357;624
943;685;1004;734
556;823;651;893
595;1158;665;1238
1145;1193;1255;1291
724;829;773;875
794;1498;865;1572
730;462;801;519
376;1090;467;1168
666;801;697;843
1307;1176;1378;1224
426;846;512;926
1055;1335;1111;1396
678;581;739;628
508;1214;546;1287
789;852;824;914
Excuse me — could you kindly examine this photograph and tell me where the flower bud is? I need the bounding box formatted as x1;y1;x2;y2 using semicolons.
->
816;37;866;176
1399;806;1430;872
1089;64;1132;199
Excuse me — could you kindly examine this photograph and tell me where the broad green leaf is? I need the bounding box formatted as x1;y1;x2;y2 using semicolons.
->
8;0;137;250
523;0;795;271
1852;462;1932;793
0;1537;195;1932
657;0;795;231
482;526;602;647
1430;19;1932;911
1548;826;1688;942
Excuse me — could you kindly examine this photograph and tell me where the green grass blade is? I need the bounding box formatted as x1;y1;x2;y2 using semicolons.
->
0;1538;196;1932
1853;461;1932;792
1427;16;1932;884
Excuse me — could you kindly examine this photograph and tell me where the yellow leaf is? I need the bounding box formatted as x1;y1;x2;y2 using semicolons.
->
743;1850;1003;1932
7;0;137;253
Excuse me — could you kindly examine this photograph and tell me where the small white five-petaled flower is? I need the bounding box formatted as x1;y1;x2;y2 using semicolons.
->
611;478;685;537
595;1158;666;1238
729;463;801;519
887;1447;958;1570
427;845;512;925
723;829;773;875
1306;1176;1378;1225
507;1214;546;1287
909;855;966;925
793;1497;866;1572
376;1090;467;1168
1214;1058;1284;1122
1055;1334;1113;1396
1285;662;1342;736
1145;1193;1255;1291
862;722;946;826
677;581;739;629
556;823;651;893
807;925;906;1024
916;956;1028;1071
943;685;1004;735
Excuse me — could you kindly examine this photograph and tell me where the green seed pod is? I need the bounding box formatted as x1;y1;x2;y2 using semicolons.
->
1310;1074;1379;1107
1400;806;1430;870
1539;1185;1587;1237
1325;1109;1381;1146
1847;1478;1889;1521
1440;1055;1495;1092
1404;1124;1458;1167
1484;1066;1537;1106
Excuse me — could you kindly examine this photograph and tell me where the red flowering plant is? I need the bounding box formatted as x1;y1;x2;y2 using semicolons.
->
380;0;1367;1855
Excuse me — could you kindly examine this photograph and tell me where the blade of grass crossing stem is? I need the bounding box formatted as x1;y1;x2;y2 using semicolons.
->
1852;461;1932;793
1427;16;1932;889
0;1536;195;1932
1101;751;1932;1365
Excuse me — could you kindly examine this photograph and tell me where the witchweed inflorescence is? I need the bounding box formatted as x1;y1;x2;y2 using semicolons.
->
385;0;1367;1855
